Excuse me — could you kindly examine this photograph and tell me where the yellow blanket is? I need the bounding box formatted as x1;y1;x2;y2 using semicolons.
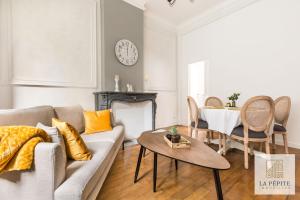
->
0;126;51;173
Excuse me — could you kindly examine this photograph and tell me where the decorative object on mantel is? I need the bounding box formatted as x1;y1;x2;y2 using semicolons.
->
115;39;138;66
227;93;240;107
114;75;120;92
93;91;157;130
126;84;134;92
167;0;176;6
164;126;191;149
167;0;194;6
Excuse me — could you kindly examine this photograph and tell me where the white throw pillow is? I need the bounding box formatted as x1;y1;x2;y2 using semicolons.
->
37;122;67;160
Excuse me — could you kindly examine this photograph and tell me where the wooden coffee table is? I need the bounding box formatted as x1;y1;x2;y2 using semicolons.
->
133;131;230;200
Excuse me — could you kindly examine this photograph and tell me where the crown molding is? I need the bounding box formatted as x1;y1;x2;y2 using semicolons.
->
177;0;261;35
122;0;147;11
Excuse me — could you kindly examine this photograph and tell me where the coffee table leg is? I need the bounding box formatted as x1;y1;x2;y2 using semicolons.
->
134;146;144;183
153;152;157;192
213;169;223;200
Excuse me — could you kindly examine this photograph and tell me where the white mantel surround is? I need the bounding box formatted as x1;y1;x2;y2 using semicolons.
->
112;101;152;140
122;0;147;10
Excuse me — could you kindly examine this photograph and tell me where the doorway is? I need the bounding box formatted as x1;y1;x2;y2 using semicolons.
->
188;61;207;106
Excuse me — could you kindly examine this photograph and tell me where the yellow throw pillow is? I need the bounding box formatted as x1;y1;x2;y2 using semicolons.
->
83;110;113;134
52;118;92;161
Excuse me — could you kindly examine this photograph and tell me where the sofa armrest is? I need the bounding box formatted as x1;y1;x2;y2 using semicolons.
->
35;142;66;191
0;142;66;200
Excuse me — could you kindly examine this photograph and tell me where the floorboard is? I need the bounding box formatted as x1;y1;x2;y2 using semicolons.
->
97;127;300;200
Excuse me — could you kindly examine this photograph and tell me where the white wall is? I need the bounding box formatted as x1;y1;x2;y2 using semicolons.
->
1;0;102;110
178;0;300;148
0;0;12;109
144;13;178;128
12;87;96;109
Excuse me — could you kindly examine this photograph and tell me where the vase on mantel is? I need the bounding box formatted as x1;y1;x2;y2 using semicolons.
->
231;101;236;107
114;75;120;92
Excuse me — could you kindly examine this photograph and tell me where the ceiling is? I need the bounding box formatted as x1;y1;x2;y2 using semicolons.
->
145;0;228;26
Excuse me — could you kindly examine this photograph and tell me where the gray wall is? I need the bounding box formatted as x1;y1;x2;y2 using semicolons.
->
101;0;144;92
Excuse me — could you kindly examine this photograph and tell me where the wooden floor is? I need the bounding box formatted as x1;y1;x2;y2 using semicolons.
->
97;127;300;200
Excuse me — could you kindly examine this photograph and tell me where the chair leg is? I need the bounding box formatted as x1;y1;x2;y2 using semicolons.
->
259;143;263;152
197;130;206;143
195;128;198;138
191;128;196;138
265;140;270;154
244;142;249;169
210;132;214;140
283;133;289;154
206;131;211;144
250;143;254;156
218;133;222;150
222;135;227;156
272;134;276;150
188;126;192;137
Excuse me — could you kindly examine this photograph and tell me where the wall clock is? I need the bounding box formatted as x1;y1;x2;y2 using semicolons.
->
115;39;138;66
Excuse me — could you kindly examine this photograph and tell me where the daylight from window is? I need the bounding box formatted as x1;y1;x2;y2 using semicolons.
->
188;61;206;106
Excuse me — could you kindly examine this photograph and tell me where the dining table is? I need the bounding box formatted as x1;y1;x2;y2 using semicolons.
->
201;106;241;136
199;106;273;154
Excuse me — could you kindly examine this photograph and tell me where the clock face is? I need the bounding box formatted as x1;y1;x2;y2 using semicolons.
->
115;39;138;66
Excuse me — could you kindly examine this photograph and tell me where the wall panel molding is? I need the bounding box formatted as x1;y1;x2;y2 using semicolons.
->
10;0;98;88
0;0;12;86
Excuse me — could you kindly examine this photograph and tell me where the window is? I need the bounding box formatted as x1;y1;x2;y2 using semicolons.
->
188;61;207;106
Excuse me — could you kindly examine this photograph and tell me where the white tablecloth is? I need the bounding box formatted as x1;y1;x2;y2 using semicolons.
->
200;108;241;136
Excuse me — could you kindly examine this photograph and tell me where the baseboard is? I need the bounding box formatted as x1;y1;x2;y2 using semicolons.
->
275;139;300;150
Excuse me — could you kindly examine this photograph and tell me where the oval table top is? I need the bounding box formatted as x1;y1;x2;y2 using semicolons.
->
138;131;230;170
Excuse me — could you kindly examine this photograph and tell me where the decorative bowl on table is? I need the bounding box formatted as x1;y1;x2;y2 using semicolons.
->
164;134;191;149
166;126;181;143
164;126;191;149
165;133;181;143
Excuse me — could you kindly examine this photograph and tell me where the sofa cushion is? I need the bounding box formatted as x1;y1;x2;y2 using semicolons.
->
52;118;92;161
55;141;114;200
54;105;85;133
273;124;287;132
37;122;67;163
191;119;209;129
83;110;112;134
232;126;267;138
0;106;55;127
81;125;124;143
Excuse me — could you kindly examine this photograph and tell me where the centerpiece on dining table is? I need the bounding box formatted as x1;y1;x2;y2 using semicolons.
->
226;92;240;107
164;126;191;148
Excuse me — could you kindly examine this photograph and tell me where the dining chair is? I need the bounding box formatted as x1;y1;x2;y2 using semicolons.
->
187;96;210;142
205;96;224;149
205;96;224;107
272;96;291;154
231;96;274;169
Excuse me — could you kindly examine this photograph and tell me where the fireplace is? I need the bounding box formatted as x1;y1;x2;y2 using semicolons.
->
94;91;157;139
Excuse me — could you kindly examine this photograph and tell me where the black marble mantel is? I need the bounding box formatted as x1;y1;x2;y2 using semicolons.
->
93;91;157;130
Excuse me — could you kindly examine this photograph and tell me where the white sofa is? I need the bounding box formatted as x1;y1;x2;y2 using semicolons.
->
0;105;124;200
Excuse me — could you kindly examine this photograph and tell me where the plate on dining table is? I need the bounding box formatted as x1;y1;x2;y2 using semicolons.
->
203;106;225;109
224;107;241;110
